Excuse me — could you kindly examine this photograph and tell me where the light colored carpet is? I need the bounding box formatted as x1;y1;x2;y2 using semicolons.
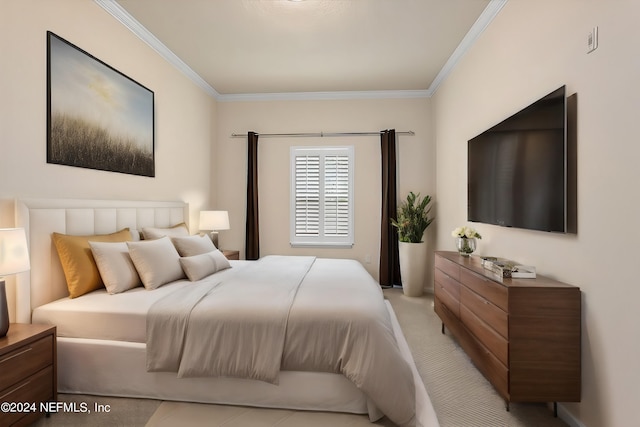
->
34;289;569;427
384;289;568;427
146;402;395;427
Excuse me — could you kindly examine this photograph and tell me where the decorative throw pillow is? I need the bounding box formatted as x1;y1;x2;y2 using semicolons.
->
141;223;189;240
171;234;217;257
89;241;142;294
179;250;231;282
52;228;133;298
127;236;186;290
129;229;142;241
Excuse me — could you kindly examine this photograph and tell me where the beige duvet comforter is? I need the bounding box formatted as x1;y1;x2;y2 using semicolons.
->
147;256;416;426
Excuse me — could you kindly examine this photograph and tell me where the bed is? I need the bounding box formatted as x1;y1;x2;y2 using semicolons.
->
14;198;438;427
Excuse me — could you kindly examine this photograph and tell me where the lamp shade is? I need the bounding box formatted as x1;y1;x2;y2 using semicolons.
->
199;211;230;231
0;228;30;276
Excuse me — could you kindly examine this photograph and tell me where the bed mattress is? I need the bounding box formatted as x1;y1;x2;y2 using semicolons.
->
32;260;250;343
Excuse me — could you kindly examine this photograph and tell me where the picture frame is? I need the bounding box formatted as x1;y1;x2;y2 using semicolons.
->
47;31;155;177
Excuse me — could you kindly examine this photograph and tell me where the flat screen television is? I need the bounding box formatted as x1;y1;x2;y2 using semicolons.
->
467;86;576;233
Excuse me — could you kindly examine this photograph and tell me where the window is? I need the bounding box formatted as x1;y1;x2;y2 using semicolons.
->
290;146;354;247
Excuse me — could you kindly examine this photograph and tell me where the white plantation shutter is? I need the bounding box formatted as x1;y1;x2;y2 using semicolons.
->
323;155;350;237
294;155;320;237
290;146;354;246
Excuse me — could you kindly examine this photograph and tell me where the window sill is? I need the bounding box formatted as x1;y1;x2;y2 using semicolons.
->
290;242;354;249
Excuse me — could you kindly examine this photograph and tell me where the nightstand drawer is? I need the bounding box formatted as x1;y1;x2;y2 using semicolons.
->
0;366;53;427
222;250;239;260
0;335;53;391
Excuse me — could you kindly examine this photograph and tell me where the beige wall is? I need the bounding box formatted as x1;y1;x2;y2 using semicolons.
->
0;0;216;317
432;1;640;426
7;1;632;425
216;98;435;281
0;0;216;226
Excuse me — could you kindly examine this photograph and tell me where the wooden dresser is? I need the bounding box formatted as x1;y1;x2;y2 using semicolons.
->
434;251;581;408
0;324;57;426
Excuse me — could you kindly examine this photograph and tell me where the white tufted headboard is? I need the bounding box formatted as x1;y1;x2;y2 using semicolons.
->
14;198;188;323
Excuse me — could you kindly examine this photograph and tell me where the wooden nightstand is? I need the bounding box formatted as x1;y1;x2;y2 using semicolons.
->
222;250;240;260
0;324;57;427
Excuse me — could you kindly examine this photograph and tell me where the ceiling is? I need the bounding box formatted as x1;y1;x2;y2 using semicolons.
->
98;0;505;100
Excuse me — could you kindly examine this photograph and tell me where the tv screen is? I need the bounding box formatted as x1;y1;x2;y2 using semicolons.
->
467;86;571;233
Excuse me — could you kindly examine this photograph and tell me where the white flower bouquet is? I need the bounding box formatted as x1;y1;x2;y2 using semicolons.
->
451;226;482;239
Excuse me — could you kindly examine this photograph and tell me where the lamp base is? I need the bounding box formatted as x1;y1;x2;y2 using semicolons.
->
208;231;220;249
0;280;9;338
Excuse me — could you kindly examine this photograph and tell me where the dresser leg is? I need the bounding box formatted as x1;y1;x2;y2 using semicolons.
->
441;322;445;334
505;400;510;411
553;402;558;417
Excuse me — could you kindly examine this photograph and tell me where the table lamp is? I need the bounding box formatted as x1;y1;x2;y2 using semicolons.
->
0;228;31;337
199;211;230;248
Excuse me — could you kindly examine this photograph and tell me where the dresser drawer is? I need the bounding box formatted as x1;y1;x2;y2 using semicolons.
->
460;286;508;339
435;268;461;300
0;335;53;392
435;255;460;281
435;283;460;319
461;304;508;366
434;296;457;328
474;340;509;400
434;251;581;405
0;366;53;427
460;267;508;311
453;319;509;400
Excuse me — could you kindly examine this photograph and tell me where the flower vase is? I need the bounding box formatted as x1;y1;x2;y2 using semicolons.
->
456;237;476;257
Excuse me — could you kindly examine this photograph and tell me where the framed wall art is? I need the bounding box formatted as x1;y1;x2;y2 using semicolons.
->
47;31;155;177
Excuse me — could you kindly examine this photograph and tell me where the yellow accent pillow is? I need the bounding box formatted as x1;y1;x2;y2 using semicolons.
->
52;228;132;298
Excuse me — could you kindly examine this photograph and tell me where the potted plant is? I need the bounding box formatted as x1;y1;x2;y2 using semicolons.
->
391;192;434;296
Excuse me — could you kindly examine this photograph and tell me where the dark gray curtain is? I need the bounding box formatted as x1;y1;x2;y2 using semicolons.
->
245;131;260;260
379;129;401;287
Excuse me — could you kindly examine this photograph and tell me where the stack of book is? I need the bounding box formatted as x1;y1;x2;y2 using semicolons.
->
481;257;536;279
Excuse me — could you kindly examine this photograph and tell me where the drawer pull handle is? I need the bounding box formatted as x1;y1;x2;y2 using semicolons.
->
0;347;32;365
0;379;31;400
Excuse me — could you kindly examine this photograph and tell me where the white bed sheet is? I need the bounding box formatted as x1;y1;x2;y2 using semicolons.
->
53;301;438;426
32;260;250;343
15;198;439;425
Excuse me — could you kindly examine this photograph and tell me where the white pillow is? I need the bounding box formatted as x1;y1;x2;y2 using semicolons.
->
171;234;217;257
180;250;231;282
141;223;189;240
129;229;142;241
89;241;142;294
127;236;186;290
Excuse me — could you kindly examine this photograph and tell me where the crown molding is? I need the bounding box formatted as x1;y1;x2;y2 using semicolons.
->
95;0;506;102
427;0;507;95
94;0;220;98
217;89;431;102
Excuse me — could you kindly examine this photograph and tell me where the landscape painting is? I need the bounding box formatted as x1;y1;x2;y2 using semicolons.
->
47;32;154;177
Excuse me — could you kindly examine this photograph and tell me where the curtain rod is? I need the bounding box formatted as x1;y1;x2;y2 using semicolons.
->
230;131;414;138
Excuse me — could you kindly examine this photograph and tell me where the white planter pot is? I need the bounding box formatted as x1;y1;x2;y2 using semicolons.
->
398;241;427;297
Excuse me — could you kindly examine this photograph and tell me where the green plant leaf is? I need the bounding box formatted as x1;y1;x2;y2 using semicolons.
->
391;192;434;243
